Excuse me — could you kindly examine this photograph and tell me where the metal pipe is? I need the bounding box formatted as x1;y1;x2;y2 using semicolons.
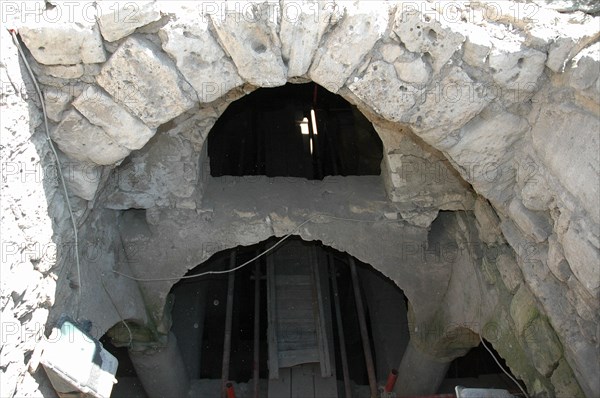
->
348;256;378;398
253;251;261;398
329;254;352;398
384;368;398;392
221;250;236;398
225;382;236;398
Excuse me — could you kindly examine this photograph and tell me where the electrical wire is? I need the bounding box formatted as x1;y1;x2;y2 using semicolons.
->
112;212;407;282
99;273;133;348
464;210;530;398
9;29;82;314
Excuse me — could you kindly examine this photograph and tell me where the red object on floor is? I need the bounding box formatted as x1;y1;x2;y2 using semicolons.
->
225;382;236;398
384;368;399;392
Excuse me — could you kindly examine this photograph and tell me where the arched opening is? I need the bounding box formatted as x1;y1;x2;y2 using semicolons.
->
207;83;383;179
106;237;411;397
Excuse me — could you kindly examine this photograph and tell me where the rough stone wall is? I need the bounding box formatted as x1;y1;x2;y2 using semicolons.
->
1;27;62;397
1;1;598;397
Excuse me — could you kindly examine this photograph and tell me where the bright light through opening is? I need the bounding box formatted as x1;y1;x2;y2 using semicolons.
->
310;108;318;135
300;117;309;135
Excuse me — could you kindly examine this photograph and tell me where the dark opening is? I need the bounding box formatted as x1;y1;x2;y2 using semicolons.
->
439;341;529;395
207;83;383;179
168;237;408;388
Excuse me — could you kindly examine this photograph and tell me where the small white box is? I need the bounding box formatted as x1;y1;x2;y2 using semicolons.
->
41;319;118;398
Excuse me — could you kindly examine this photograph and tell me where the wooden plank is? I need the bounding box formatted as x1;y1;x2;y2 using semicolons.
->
313;374;339;398
267;249;279;380
268;367;291;398
279;348;320;368
291;364;316;398
317;250;336;380
310;247;332;377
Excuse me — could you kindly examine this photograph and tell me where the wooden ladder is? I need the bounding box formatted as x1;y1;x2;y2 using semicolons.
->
266;240;337;397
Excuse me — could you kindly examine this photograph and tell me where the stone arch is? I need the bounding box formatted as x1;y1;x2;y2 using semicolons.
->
10;1;598;396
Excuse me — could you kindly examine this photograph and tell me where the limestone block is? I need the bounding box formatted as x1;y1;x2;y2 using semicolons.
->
96;1;161;42
488;42;546;91
510;285;539;336
309;2;391;92
159;6;243;103
394;56;431;84
474;197;503;244
495;252;522;293
43;87;72;122
568;42;600;90
550;358;585;397
446;110;529;205
96;36;197;128
530;102;600;225
210;2;287;87
40;64;84;79
72;86;155;150
19;9;106;65
508;198;551;243
411;67;492;140
51;109;130;165
546;235;572;282
523;317;563;377
279;0;334;77
348;61;418;123
392;6;465;73
561;224;600;297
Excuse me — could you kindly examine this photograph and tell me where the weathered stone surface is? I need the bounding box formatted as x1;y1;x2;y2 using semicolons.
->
72;85;155;150
159;5;243;103
96;36;197;129
550;358;585;397
488;41;546;91
561;224;600;297
349;61;419;123
445;110;528;205
568;42;600;91
510;285;539;336
495;251;522;293
376;124;473;212
310;2;391;92
279;0;334;77
412;67;492;140
508;198;552;243
474;197;503;245
109;133;198;208
546;235;572;283
530;102;600;225
19;11;106;65
58;154;103;201
210;2;287;87
43;87;72;122
392;6;465;74
51;109;130;165
41;64;84;79
394;56;431;84
96;0;161;42
523;317;563;377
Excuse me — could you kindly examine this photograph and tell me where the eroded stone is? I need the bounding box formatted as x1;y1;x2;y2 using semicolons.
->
210;2;287;87
96;36;197;128
51;109;130;165
72;85;155;150
159;5;243;103
97;0;161;42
